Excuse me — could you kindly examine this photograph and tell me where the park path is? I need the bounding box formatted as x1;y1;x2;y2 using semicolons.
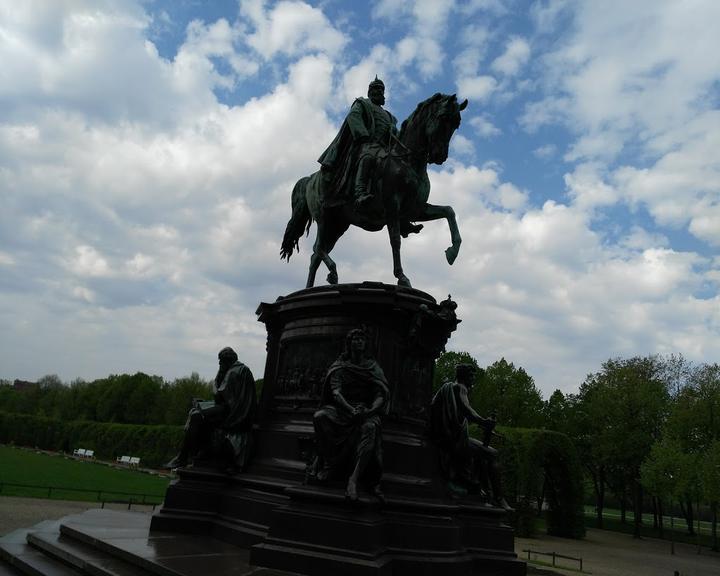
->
517;528;720;576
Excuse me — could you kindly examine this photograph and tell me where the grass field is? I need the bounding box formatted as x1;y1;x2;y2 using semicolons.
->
583;505;719;549
0;445;170;504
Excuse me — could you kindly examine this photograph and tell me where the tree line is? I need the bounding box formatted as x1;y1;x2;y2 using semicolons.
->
0;372;213;426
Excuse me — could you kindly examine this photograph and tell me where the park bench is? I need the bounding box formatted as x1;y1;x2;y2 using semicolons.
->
116;455;141;467
73;448;94;458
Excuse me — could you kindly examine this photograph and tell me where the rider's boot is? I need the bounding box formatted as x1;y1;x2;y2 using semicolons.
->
400;220;424;237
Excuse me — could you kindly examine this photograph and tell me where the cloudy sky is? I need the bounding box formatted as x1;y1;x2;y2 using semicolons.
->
1;0;719;395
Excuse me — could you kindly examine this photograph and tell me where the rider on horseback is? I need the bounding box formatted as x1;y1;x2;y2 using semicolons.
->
318;77;397;209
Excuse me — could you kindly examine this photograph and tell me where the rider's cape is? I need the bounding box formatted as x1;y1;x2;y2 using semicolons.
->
318;97;397;207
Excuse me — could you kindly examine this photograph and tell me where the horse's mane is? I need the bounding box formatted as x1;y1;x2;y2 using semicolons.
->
399;92;448;140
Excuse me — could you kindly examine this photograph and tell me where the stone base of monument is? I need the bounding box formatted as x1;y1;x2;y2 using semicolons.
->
149;467;524;575
151;283;526;576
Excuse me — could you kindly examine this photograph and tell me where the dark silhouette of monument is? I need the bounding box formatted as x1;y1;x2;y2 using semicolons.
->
0;85;525;576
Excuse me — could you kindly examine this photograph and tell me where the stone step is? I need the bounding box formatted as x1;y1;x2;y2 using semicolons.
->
27;532;146;576
56;510;294;576
1;535;82;576
0;561;23;576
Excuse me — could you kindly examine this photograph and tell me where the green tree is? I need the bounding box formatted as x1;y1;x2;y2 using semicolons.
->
701;440;720;551
433;351;480;392
640;439;693;539
543;389;571;431
665;362;720;535
577;355;670;535
162;373;213;425
474;358;544;428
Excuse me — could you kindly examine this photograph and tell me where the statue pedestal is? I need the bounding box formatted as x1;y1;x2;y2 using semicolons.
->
151;283;525;575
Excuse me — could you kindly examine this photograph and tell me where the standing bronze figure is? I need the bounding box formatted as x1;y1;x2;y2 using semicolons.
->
281;79;468;289
430;363;512;510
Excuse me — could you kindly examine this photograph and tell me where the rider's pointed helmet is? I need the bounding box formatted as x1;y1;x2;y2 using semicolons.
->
368;76;385;92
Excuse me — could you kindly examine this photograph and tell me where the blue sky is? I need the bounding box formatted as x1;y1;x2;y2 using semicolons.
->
1;0;719;395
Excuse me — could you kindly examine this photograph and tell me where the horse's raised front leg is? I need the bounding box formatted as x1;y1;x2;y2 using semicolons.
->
388;222;412;288
414;203;462;265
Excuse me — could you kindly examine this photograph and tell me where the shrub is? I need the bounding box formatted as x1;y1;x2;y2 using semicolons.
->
472;425;586;539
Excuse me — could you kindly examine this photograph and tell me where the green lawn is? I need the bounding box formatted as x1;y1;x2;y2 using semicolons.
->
583;505;718;549
0;445;170;504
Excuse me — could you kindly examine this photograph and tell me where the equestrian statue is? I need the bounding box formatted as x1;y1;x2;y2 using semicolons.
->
280;77;468;289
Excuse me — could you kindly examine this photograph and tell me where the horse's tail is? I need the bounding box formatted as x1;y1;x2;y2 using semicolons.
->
280;176;312;261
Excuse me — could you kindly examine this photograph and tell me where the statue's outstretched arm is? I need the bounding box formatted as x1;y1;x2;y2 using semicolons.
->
458;385;492;428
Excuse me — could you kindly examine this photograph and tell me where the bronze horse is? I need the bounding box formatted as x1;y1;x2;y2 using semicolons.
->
281;93;468;288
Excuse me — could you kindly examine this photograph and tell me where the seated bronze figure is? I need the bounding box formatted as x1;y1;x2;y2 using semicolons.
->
312;328;389;502
166;347;257;474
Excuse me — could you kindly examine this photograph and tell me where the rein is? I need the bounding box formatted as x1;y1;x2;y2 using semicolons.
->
389;132;425;162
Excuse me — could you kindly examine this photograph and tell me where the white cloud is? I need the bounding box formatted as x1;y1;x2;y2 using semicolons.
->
370;0;455;80
453;24;491;75
564;162;618;211
524;1;720;248
619;226;669;252
533;143;556;159
470;115;501;138
530;0;572;34
491;37;530;76
0;251;16;266
456;75;497;100
240;0;347;59
519;97;568;132
69;246;111;278
612;109;720;244
531;2;720;148
450;134;475;159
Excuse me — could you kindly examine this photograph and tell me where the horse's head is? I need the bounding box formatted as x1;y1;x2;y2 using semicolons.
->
401;94;468;165
428;94;468;164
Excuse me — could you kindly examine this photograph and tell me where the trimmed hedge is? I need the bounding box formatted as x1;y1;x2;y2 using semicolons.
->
499;426;586;538
0;411;183;468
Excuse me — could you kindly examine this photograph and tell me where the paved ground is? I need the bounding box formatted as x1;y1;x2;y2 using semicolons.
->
1;497;718;575
516;528;720;576
0;496;155;537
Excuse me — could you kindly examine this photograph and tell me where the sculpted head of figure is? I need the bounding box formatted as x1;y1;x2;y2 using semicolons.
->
343;328;368;360
368;76;385;106
217;347;238;381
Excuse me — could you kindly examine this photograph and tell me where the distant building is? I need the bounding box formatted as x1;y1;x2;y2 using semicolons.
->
13;379;37;391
